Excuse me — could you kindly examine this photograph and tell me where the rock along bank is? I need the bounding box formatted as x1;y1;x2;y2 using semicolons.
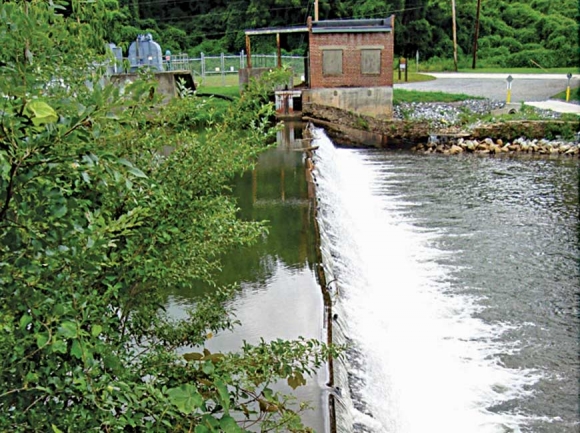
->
303;102;580;157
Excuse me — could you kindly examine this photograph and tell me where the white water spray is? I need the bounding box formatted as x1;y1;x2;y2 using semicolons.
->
312;128;541;433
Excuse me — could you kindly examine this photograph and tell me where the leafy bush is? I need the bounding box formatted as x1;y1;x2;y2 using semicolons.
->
0;2;337;432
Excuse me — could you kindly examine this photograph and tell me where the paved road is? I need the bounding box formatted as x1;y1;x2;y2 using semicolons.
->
395;72;580;105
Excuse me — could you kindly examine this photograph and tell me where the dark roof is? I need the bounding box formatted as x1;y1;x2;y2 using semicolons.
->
245;26;308;36
245;16;393;36
312;17;393;33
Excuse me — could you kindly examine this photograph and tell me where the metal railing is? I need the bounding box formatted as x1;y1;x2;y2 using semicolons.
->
166;52;306;82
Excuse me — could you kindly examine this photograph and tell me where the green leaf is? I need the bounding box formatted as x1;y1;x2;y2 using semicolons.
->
117;158;134;168
52;205;68;218
194;426;210;433
200;414;220;429
287;372;306;390
215;379;230;411
127;166;147;179
262;387;273;399
51;425;64;433
36;332;49;348
70;339;83;359
24;100;58;126
183;352;204;361
19;314;32;330
103;354;121;371
206;353;225;362
202;360;214;375
91;325;102;337
219;415;241;432
57;321;77;338
51;339;67;354
0;151;10;180
167;384;203;414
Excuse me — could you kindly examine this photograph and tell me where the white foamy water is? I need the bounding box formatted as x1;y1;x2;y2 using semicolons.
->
311;128;542;433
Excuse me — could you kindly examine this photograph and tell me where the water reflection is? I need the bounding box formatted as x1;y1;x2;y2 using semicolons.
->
164;122;327;432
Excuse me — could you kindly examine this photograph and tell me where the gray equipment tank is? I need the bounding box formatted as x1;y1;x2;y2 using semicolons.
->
128;34;163;72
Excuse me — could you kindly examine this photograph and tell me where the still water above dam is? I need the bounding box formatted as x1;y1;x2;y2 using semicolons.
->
164;123;329;432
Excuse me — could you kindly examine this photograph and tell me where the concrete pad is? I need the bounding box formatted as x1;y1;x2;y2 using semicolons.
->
525;100;580;115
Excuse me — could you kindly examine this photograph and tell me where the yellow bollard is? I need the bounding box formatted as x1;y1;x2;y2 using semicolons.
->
506;75;513;104
566;73;572;102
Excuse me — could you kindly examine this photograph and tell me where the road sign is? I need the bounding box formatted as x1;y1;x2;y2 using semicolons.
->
506;75;513;103
566;73;573;102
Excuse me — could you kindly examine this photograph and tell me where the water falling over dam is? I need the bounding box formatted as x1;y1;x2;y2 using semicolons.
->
311;127;579;433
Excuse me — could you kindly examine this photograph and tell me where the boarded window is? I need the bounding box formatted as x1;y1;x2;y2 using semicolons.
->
361;49;381;75
322;49;343;75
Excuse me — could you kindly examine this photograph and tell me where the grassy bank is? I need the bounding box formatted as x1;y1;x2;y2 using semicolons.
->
550;86;580;103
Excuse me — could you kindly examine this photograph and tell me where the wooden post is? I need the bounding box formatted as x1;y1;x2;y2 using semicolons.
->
451;0;458;71
245;34;252;69
276;33;282;68
472;0;482;69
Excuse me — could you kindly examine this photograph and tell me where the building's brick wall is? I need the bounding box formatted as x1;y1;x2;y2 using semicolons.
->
309;31;394;89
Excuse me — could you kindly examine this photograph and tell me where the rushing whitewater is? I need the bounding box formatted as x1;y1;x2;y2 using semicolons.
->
311;127;578;433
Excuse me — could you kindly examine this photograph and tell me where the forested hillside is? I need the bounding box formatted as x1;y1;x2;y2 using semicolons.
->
112;0;578;67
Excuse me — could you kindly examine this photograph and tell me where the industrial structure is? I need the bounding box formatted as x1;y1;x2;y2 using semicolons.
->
242;15;395;118
108;35;195;102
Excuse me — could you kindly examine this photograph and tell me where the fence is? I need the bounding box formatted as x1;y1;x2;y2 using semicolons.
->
166;52;307;85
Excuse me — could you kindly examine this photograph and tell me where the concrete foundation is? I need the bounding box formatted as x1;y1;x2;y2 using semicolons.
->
109;70;195;103
275;90;303;118
302;86;393;118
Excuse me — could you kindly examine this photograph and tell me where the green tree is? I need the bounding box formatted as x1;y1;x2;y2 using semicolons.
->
0;1;336;431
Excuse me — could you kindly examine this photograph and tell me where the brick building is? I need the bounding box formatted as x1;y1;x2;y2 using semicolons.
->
308;16;394;89
243;15;395;118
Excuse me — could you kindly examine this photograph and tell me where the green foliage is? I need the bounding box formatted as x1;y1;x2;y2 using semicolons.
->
108;0;579;68
0;2;338;432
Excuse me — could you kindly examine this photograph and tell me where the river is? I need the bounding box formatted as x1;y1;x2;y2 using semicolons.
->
313;127;579;433
164;123;329;432
165;123;579;433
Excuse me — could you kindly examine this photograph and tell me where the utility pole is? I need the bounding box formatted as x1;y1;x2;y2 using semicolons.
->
472;0;482;69
314;0;319;22
451;0;458;71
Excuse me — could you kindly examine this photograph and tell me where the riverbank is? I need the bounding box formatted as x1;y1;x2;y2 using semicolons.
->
413;136;580;156
302;102;580;155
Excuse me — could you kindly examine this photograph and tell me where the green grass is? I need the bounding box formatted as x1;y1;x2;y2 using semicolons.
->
550;86;580;102
457;67;578;74
195;74;241;98
394;72;436;84
196;74;239;87
393;88;481;104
